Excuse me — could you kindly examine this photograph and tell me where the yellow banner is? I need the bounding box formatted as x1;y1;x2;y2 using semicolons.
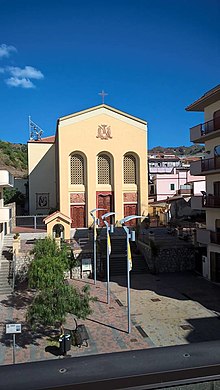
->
128;241;132;271
107;232;111;255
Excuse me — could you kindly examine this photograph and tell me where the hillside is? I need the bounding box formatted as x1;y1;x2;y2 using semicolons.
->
149;145;205;156
0;141;204;179
0;140;27;178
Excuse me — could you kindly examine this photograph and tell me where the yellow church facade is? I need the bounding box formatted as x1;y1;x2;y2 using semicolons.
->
28;104;148;228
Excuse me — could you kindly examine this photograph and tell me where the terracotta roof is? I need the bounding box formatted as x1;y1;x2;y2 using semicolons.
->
186;84;220;112
28;135;55;143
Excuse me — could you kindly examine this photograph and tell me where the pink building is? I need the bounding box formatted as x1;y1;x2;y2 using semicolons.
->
149;167;205;202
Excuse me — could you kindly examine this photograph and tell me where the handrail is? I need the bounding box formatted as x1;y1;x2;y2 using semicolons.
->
191;117;220;137
1;341;220;390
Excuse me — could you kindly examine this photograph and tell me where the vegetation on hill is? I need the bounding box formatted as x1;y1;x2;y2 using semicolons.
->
149;145;205;156
0;140;204;178
0;140;27;177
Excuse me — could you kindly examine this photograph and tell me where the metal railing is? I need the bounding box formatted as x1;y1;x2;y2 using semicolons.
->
191;117;220;137
201;156;220;171
15;215;47;230
210;231;220;244
204;195;220;208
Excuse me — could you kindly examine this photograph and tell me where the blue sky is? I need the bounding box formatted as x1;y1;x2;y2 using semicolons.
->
0;0;219;148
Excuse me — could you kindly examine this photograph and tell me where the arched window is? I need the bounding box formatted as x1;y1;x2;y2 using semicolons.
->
97;154;111;184
70;154;85;185
123;154;137;184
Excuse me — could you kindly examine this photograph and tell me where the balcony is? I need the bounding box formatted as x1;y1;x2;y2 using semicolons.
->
191;156;220;175
191;195;203;210
210;231;220;244
190;117;220;143
191;194;220;209
190;159;202;175
0;170;14;187
0;207;10;222
196;229;220;245
177;184;193;196
205;194;220;208
196;228;210;245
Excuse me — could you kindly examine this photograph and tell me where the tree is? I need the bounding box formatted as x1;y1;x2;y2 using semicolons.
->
3;188;25;205
27;237;93;331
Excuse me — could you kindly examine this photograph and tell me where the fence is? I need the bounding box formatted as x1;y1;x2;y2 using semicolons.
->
15;215;47;230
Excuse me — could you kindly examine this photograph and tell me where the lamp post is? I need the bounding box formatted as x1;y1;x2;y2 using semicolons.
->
101;212;115;304
90;208;106;285
119;215;144;333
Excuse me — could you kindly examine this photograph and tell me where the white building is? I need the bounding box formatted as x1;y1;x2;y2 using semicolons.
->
0;170;14;251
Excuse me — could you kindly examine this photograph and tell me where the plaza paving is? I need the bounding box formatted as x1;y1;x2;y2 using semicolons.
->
0;271;220;365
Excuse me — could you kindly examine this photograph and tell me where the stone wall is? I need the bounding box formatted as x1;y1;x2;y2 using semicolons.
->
137;240;195;273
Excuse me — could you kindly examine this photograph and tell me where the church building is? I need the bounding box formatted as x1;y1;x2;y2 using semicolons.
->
28;104;148;228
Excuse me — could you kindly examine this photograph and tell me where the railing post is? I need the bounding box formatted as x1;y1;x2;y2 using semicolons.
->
34;216;37;230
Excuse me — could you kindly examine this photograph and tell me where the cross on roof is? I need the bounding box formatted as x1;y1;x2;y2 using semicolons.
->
98;90;108;104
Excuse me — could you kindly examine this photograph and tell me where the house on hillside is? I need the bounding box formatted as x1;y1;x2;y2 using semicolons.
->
148;152;205;226
28;104;148;232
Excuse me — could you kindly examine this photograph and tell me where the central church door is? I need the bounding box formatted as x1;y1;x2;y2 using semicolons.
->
97;192;113;226
124;204;138;226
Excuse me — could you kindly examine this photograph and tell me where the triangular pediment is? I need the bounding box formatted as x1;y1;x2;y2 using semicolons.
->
58;104;146;126
43;211;71;225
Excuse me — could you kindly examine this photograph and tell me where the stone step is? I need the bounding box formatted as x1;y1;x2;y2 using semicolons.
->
0;288;13;295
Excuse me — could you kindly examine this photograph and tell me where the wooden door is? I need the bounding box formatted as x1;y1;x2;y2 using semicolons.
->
97;193;112;226
70;205;85;228
124;204;138;226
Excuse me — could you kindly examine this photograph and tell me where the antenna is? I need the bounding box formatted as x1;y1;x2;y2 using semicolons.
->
29;116;44;141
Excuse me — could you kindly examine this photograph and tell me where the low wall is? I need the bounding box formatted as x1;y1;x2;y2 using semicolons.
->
137;240;195;273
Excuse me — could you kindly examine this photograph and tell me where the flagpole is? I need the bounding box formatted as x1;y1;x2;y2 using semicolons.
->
28;116;31;139
119;215;144;334
125;226;131;333
102;212;115;305
90;208;106;285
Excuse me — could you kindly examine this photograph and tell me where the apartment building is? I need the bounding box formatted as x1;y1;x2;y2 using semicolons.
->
149;154;205;202
187;84;220;282
0;170;14;251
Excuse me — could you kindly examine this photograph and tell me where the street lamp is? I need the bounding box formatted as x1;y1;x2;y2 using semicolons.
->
119;215;144;333
101;212;115;304
90;208;106;285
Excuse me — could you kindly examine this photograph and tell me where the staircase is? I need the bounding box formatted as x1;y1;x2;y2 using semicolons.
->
0;234;14;294
99;228;149;276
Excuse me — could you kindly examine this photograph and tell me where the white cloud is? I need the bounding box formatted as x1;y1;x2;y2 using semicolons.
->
5;77;35;89
0;45;44;88
7;66;44;80
0;44;17;58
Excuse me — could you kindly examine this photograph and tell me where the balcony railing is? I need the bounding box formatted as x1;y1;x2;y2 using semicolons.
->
210;231;220;244
190;117;220;141
204;194;220;208
191;195;220;209
201;156;220;172
196;228;210;244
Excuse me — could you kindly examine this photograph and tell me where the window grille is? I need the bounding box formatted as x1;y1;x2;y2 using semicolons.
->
70;154;84;185
98;154;111;184
124;155;136;184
